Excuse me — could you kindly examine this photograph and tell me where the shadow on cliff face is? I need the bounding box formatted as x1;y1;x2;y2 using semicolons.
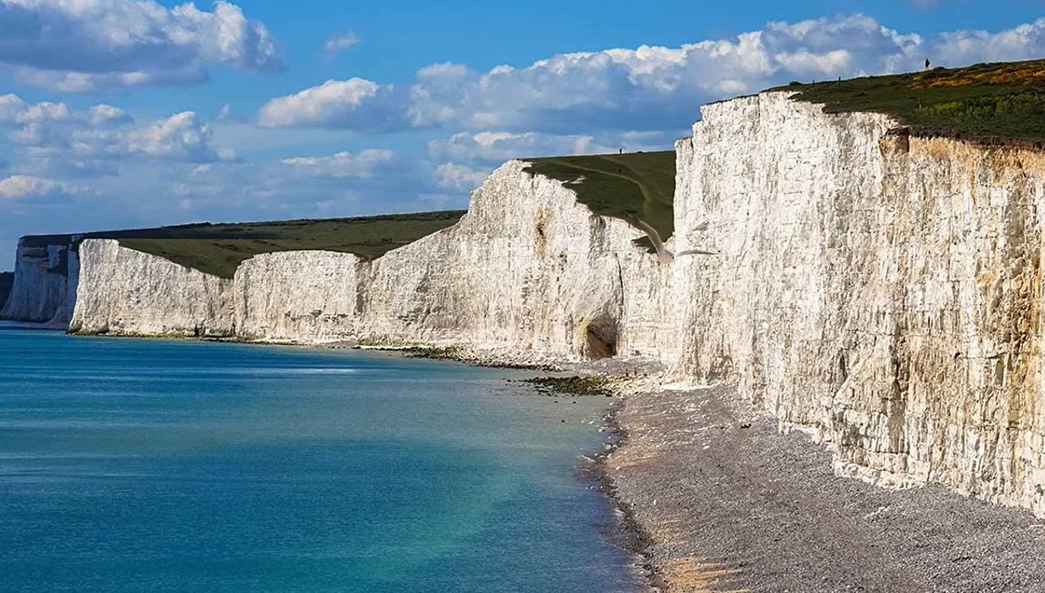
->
0;272;12;313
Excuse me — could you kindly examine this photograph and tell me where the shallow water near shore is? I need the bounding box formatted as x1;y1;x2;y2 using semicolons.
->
0;324;641;593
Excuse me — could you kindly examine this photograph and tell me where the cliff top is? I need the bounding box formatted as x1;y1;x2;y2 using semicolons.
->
776;58;1045;145
521;151;676;249
23;210;466;278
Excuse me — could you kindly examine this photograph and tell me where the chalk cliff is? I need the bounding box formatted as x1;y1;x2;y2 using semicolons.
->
233;250;365;343
65;161;675;364
671;91;1045;516
359;161;677;363
70;239;235;337
11;88;1045;517
0;272;12;313
1;238;79;326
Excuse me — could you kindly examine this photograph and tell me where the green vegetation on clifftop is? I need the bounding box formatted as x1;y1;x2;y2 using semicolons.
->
777;58;1045;144
522;151;676;250
24;211;466;279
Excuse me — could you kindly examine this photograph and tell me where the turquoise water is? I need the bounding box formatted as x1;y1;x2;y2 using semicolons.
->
0;325;639;593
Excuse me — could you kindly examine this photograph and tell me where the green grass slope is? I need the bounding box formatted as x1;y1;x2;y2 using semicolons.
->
521;151;676;250
22;211;466;279
776;58;1045;144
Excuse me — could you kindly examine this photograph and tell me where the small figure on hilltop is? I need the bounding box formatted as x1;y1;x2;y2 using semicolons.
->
925;58;931;69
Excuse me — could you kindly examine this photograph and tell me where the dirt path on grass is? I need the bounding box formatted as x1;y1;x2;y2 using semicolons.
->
543;157;674;261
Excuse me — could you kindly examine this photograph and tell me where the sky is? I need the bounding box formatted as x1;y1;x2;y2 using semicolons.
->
2;1;1045;267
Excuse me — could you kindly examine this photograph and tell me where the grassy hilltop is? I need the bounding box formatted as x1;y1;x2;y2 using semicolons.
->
777;58;1045;144
522;151;677;250
23;211;466;279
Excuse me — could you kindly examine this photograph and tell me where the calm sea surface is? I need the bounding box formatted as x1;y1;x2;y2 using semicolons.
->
0;325;640;593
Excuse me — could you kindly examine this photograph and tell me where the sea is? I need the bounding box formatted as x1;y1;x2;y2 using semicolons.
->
0;324;641;593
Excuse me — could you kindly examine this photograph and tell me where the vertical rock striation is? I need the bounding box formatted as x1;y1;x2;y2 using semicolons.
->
70;239;235;337
0;238;79;326
233;250;365;343
0;272;13;313
672;91;1045;515
361;161;677;362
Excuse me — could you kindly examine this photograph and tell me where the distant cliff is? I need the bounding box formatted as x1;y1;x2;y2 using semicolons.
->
0;237;79;326
11;62;1045;518
69;160;676;365
0;272;12;313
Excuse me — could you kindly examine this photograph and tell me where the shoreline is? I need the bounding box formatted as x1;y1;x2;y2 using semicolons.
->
605;383;1045;593
590;398;666;593
19;325;1045;591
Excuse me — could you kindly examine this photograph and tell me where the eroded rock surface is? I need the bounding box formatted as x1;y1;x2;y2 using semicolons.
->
1;238;79;326
70;239;235;337
672;91;1045;515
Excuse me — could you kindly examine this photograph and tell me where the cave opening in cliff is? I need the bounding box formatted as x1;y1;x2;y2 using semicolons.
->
584;315;619;360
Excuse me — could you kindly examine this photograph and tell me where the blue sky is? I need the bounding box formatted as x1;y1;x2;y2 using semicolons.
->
1;0;1045;266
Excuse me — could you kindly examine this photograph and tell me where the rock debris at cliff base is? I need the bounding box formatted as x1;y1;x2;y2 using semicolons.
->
607;385;1045;593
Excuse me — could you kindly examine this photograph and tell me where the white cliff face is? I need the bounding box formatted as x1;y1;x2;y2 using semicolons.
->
672;91;1045;516
1;238;79;325
233;250;365;343
70;239;235;337
361;160;676;363
65;162;674;364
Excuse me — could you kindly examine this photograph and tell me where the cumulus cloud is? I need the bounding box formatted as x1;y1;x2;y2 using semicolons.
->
324;32;361;56
0;95;235;166
433;162;489;192
281;149;396;178
119;112;235;163
0;0;280;92
0;175;81;199
0;94;71;125
258;78;406;130
427;130;673;164
258;15;1045;136
87;104;132;127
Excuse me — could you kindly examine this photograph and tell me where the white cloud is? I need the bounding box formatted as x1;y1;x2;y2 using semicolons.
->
434;162;489;191
932;20;1045;65
324;32;361;56
258;78;405;130
0;95;71;125
259;15;1045;136
0;96;235;165
87;105;132;127
429;131;618;164
120;112;234;163
0;175;81;199
0;94;26;123
281;149;396;178
0;0;280;92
